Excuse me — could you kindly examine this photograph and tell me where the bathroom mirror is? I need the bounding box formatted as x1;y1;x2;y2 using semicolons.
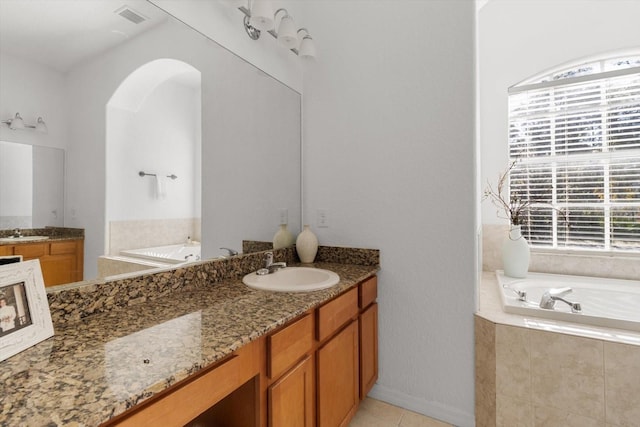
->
0;141;65;230
0;0;301;285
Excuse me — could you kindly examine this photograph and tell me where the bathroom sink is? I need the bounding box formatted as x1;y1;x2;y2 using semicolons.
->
242;267;340;292
0;236;49;243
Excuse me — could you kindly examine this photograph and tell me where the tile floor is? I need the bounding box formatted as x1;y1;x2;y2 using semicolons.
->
350;398;453;427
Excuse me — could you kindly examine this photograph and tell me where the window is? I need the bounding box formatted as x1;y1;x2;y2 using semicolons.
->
508;55;640;252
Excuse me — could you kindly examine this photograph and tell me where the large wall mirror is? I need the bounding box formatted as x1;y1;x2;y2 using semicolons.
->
0;0;301;286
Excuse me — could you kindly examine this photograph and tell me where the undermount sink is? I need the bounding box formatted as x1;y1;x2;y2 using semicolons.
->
0;236;50;243
242;267;340;292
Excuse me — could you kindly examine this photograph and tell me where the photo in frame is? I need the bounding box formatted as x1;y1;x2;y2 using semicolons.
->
0;259;54;362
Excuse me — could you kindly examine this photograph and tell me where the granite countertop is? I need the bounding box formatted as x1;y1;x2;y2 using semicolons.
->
0;227;84;246
0;262;377;426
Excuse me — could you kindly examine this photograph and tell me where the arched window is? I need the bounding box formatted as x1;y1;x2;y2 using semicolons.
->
508;54;640;252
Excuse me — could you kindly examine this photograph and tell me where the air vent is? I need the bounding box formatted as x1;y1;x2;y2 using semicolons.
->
114;6;149;24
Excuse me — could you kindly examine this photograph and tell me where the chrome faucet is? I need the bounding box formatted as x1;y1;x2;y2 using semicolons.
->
220;247;238;257
12;228;22;238
539;287;582;313
257;252;286;275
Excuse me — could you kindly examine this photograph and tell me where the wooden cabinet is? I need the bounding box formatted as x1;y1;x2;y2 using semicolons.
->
2;239;83;286
358;276;378;399
316;287;360;427
102;274;378;427
317;320;359;427
359;303;378;399
267;313;315;427
268;355;315;427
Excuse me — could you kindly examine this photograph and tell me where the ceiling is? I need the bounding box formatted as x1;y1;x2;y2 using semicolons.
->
0;0;168;72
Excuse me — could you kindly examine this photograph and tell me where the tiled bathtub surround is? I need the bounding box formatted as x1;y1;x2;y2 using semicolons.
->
482;224;640;280
2;245;379;425
476;273;640;427
107;218;201;255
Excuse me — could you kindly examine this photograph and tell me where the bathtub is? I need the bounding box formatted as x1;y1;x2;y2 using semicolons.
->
120;243;201;264
496;270;640;332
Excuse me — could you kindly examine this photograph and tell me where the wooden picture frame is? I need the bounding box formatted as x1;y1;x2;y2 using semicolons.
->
0;259;54;362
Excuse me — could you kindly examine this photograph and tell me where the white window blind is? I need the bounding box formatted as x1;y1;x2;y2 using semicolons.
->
508;62;640;252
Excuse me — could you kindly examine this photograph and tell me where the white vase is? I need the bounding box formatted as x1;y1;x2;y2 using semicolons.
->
296;225;318;263
502;225;530;278
273;224;295;249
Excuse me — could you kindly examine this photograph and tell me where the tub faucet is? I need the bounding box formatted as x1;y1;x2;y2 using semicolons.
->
257;252;286;275
539;287;582;313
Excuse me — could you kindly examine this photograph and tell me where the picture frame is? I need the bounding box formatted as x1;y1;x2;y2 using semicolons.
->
0;259;54;362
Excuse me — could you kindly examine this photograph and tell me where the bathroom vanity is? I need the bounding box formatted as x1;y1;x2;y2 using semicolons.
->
0;246;379;427
105;275;377;427
0;229;84;286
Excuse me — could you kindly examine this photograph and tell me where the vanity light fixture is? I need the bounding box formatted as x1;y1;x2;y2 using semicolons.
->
2;113;48;133
274;9;297;49
239;1;316;59
247;0;274;31
297;28;316;59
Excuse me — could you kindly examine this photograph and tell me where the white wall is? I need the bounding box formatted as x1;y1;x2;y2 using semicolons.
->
107;79;200;221
479;0;640;225
0;52;68;151
0;54;67;229
295;1;476;425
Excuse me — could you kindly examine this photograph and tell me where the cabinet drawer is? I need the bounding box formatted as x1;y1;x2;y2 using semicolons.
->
0;246;14;256
14;243;47;258
317;288;358;342
50;240;77;255
359;276;377;309
268;313;313;379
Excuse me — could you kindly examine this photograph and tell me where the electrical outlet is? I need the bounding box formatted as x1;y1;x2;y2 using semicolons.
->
317;209;329;228
279;209;288;225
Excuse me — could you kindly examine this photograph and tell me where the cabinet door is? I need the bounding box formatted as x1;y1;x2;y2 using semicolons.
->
269;355;314;427
359;303;378;399
39;255;76;286
317;320;359;427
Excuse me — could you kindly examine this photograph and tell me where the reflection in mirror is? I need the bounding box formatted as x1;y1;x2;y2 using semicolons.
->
0;0;301;288
0;141;64;229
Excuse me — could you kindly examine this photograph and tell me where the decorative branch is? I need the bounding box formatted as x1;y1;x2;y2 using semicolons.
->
483;160;570;228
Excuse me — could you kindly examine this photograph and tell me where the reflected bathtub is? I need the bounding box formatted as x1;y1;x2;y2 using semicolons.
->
120;243;201;264
496;271;640;332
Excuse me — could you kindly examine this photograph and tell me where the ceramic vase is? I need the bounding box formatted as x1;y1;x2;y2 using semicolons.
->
273;224;295;249
502;225;530;278
296;225;318;263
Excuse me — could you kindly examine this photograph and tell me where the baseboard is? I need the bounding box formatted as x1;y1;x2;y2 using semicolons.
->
367;383;475;427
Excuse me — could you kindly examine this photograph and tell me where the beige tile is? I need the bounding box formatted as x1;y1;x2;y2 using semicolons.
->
399;410;451;427
351;398;453;427
604;342;640;427
475;316;496;427
496;394;532;427
530;329;605;421
350;409;399;427
496;324;530;399
533;405;604;427
356;398;404;425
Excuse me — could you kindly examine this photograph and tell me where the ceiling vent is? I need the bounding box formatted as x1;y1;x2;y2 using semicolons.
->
114;6;149;24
